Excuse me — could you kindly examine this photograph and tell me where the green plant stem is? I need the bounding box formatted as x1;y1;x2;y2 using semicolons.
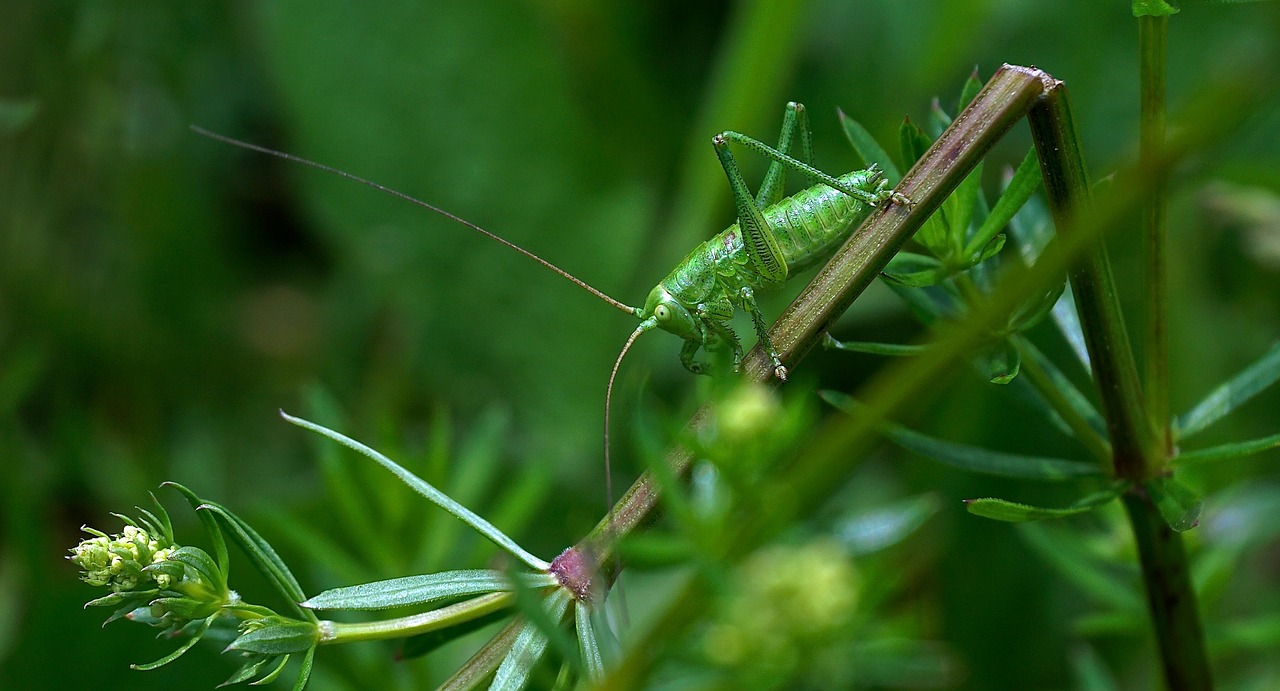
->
1140;15;1172;457
1010;335;1112;464
318;592;513;644
1027;81;1155;480
1027;77;1212;690
1123;492;1212;691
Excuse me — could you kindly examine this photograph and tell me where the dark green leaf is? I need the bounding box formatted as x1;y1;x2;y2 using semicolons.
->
223;655;274;686
963;233;1006;270
881;252;947;287
1070;644;1120;691
282;411;549;570
1147;477;1202;532
838;108;900;182
290;646;315;691
197;502;311;618
228;619;320;655
945;160;984;257
898;116;932;168
163;483;230;585
1007;272;1067;333
977;339;1021;385
131;615;214;670
965;148;1042;258
301;570;554;611
965;482;1126;522
1019;520;1144;611
823;333;928;356
252;654;293;686
1174;432;1280;466
1177;341;1280;439
822;391;1101;480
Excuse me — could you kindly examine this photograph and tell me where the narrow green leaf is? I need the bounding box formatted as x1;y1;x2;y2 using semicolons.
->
1019;522;1143;612
927;98;952;139
131;615;214;670
281;411;549;571
963;233;1006;270
946;161;984;257
965;482;1126;522
1007;272;1067;333
290;646;316;691
491;589;573;690
229;619;320;655
823;333;928;357
1147;477;1203;532
301;570;555;611
575;600;605;682
978;339;1022;385
881;251;947;287
223;655;273;686
838;108;900;182
836;493;941;555
822;391;1101;480
437;619;522;690
1177;341;1280;439
250;654;292;686
163;482;229;586
197;502;310;617
1013;336;1107;439
898;116;932;167
957;68;984;112
965;148;1043;258
1174;432;1280;466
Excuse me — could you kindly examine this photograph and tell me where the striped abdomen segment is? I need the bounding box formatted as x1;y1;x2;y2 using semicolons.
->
764;169;877;274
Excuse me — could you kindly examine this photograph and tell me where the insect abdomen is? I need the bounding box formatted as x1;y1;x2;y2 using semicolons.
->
766;170;877;273
660;170;879;303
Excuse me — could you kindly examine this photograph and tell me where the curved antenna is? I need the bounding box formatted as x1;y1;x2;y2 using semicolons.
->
191;126;642;318
602;320;655;590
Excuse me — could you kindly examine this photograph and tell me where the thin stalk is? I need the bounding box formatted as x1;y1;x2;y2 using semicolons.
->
1027;79;1212;689
318;592;513;643
1140;15;1172;456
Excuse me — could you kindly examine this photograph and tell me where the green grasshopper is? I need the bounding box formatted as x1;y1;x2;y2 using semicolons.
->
196;102;899;383
195;102;904;520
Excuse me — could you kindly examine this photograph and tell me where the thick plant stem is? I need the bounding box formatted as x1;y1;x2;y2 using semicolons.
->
1140;15;1172;457
1124;492;1212;691
1028;81;1155;479
1027;79;1212;690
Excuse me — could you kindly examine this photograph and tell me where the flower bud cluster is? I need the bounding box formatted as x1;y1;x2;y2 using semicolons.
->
69;524;176;592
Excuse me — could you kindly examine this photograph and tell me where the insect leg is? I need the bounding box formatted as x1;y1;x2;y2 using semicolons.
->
713;135;788;285
738;286;787;380
755;102;816;209
717;130;888;206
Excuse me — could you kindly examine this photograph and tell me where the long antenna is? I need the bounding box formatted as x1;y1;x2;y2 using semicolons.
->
602;320;653;616
191;125;642;317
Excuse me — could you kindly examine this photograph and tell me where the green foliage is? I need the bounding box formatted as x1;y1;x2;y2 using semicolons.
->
14;1;1280;689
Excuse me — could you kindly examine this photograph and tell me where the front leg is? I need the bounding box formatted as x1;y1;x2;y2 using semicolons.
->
739;286;788;381
695;300;743;372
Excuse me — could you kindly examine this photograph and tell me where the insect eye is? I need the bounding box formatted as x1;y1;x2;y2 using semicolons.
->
655;305;670;320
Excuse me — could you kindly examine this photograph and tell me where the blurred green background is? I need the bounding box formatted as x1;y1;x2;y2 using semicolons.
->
3;1;1279;689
